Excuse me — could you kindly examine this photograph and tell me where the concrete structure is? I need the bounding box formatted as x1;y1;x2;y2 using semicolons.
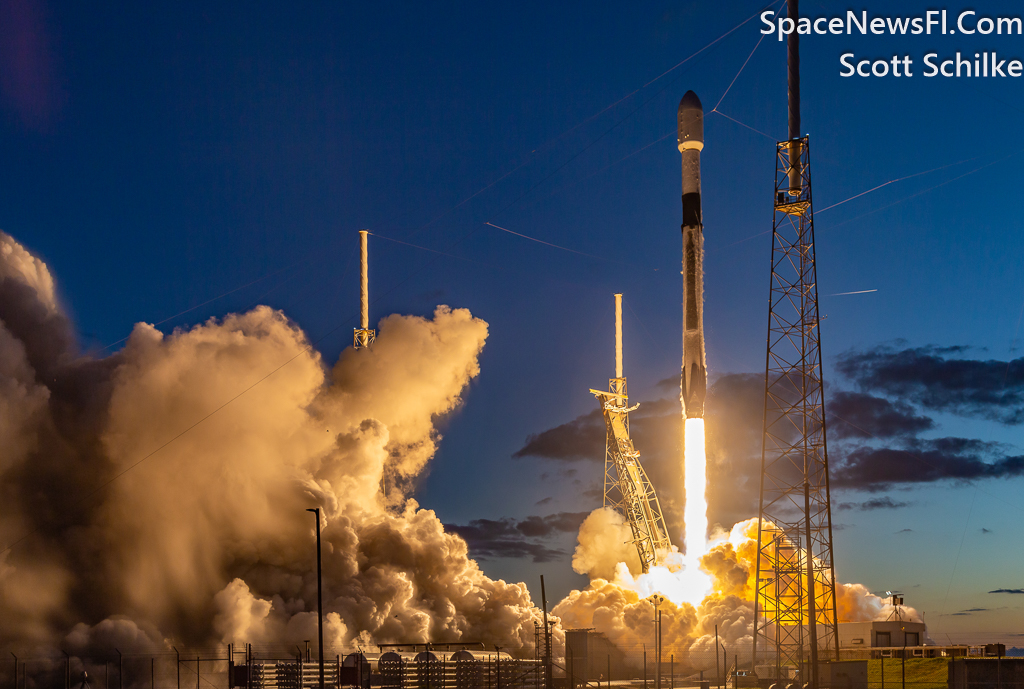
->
838;621;928;650
565;629;629;687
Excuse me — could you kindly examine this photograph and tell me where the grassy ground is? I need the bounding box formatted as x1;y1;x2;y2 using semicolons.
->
866;658;948;689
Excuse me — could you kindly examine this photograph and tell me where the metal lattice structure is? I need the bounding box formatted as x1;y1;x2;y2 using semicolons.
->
591;295;672;573
752;137;839;683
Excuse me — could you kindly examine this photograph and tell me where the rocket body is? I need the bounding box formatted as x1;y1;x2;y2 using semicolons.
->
678;91;707;419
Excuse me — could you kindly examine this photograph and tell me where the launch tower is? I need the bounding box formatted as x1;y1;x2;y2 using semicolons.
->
752;0;839;685
591;294;672;573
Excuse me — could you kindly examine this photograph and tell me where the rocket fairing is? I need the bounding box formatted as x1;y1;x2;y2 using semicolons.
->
678;90;707;420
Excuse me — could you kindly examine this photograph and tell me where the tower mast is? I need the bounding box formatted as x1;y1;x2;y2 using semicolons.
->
752;0;839;685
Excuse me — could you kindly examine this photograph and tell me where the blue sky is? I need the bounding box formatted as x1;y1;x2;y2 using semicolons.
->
2;0;1023;642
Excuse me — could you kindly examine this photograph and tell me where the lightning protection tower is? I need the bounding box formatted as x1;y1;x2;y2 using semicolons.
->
354;230;375;348
590;293;672;573
752;1;839;685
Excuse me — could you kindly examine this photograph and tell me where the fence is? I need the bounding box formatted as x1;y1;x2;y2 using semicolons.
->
1;647;544;689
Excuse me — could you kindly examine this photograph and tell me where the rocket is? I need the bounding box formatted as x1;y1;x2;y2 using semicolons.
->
678;90;707;419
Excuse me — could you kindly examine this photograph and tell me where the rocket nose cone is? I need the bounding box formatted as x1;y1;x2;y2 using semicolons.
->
677;90;704;149
678;90;703;114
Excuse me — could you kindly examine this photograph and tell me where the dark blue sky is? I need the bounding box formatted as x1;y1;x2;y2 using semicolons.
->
2;0;1023;640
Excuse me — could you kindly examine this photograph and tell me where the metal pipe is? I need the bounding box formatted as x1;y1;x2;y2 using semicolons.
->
173;647;179;689
614;294;623;379
804;480;818;689
787;0;802;196
787;0;800;141
657;610;662;689
715;625;720;689
540;576;552;689
308;508;326;689
360;230;369;330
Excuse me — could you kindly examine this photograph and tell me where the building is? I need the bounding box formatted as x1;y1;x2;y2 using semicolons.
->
564;629;629;687
838;621;929;650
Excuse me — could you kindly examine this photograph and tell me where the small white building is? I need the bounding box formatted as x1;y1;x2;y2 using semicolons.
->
839;620;929;649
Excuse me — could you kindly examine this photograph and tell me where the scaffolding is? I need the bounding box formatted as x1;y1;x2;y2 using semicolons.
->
590;294;672;573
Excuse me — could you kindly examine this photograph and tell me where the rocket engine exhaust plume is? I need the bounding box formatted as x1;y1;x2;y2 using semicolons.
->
683;417;708;558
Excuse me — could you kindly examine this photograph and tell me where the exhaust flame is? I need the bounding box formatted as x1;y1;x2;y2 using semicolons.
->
684;417;708;558
676;416;712;606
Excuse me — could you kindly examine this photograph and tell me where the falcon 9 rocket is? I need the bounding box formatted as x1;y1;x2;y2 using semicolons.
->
678;90;706;419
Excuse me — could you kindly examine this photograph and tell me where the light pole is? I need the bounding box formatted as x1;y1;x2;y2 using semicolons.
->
650;595;664;689
307;508;325;689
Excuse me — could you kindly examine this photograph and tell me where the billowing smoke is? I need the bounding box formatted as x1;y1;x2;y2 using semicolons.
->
0;231;551;655
557;514;922;664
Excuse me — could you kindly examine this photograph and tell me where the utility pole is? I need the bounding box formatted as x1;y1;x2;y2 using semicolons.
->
307;508;326;689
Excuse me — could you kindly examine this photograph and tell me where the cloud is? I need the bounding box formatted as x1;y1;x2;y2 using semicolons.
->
828;391;934;439
836;496;911;511
832;438;1024;491
514;409;604;462
990;589;1024;594
445;512;589;563
0;231;565;655
836;344;1024;425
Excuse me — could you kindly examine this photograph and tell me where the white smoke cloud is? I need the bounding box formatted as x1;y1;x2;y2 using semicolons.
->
0;231;548;656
